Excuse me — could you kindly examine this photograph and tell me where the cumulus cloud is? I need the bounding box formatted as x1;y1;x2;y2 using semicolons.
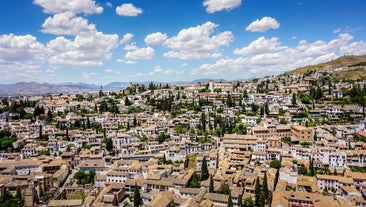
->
33;0;103;14
203;0;241;13
125;47;155;61
246;17;280;32
41;12;96;35
129;72;145;77
193;33;361;78
105;69;114;73
123;42;139;51
82;72;99;79
0;34;45;69
234;37;286;55
0;34;48;82
120;33;134;44
148;65;184;75
145;32;168;45
47;31;119;67
163;21;233;59
116;3;143;16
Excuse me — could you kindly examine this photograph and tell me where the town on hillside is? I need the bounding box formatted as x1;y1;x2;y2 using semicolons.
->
0;69;366;207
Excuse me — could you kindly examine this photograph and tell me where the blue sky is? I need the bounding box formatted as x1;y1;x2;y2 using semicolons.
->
0;0;365;84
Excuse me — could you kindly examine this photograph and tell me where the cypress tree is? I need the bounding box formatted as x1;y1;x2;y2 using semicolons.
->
201;156;209;180
309;158;315;176
227;193;233;207
259;190;266;207
254;176;261;207
209;174;214;193
133;183;141;207
262;172;269;200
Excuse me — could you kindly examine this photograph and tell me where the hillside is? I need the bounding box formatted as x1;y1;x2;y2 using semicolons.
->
285;55;366;80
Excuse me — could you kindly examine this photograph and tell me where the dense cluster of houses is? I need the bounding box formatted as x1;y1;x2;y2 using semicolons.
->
0;72;366;207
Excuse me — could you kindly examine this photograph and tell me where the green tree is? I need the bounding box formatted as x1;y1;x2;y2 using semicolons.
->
242;197;254;207
103;137;113;152
189;174;201;188
298;166;308;175
259;190;266;207
227;193;233;207
254;176;261;207
133;183;141;207
309;158;315;176
262;172;269;200
201;156;209;180
292;93;297;105
269;159;281;169
209;174;214;193
218;182;230;195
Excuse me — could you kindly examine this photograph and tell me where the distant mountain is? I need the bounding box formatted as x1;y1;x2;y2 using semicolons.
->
285;55;366;77
0;82;97;96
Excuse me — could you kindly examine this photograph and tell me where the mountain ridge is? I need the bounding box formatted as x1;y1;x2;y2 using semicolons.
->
1;55;365;96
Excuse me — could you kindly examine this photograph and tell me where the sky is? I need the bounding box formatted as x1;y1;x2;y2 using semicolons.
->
0;0;365;84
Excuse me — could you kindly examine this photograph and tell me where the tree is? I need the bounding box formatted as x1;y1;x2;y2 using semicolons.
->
201;112;206;131
270;159;281;169
103;137;113;152
189;174;200;188
201;156;209;180
292;93;297;105
242;197;254;207
259;190;266;207
218;182;230;195
298;166;308;175
133;183;141;207
309;158;315;176
254;176;261;207
209;174;214;193
227;193;233;207
39;125;42;140
262;172;269;200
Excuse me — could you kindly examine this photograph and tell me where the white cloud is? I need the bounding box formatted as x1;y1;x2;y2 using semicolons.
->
125;47;155;60
106;2;112;8
105;69;114;73
246;17;280;32
123;42;139;51
47;31;119;67
147;65;184;76
82;72;99;79
145;32;168;45
41;12;96;35
125;60;136;64
210;53;222;58
0;34;46;70
193;33;361;78
234;37;286;55
203;0;241;13
333;27;341;34
116;3;142;16
163;21;233;59
33;0;103;14
120;33;134;44
129;72;145;77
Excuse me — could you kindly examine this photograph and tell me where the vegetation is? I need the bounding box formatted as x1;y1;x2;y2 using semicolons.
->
0;130;18;151
74;170;96;185
218;182;231;195
133;183;141;207
200;156;209;181
0;188;24;207
269;159;281;169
